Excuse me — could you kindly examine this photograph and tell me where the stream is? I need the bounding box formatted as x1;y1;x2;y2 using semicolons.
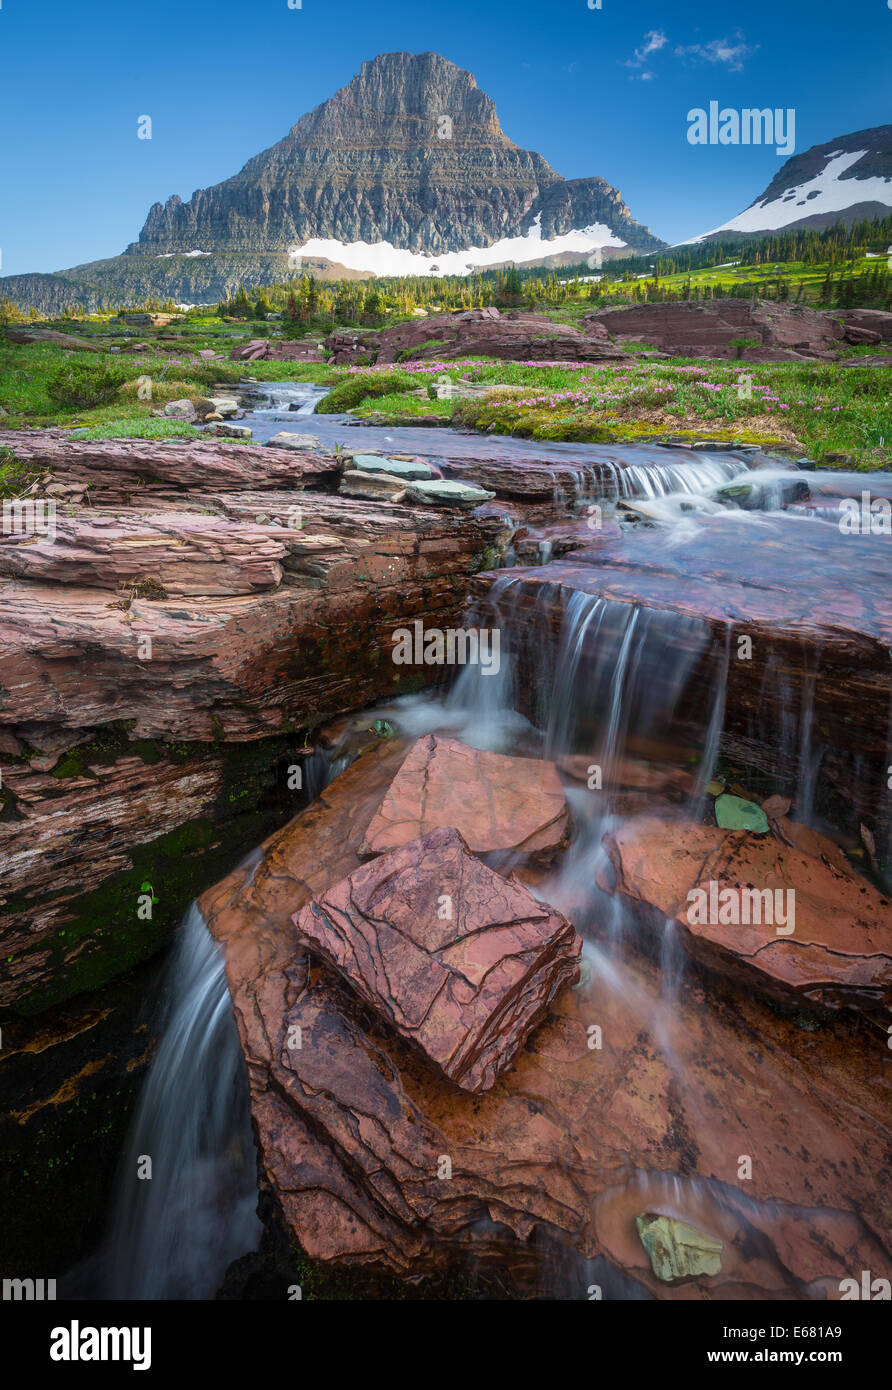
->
83;382;892;1299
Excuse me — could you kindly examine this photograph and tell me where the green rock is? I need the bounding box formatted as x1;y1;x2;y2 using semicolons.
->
715;793;769;834
352;453;433;480
636;1214;723;1282
406;478;496;509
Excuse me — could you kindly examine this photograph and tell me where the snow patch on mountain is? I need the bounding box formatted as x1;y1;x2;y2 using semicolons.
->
686;149;892;242
288;220;626;277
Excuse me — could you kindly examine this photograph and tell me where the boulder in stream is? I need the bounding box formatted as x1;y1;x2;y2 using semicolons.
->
293;824;582;1093
361;733;570;859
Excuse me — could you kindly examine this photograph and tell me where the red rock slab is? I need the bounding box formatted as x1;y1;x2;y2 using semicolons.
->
0;504;500;739
0;511;286;597
202;743;892;1293
0;432;339;502
603;816;892;1011
359;734;570;859
292;824;581;1093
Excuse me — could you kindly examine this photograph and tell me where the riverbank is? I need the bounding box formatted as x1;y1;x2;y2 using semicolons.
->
1;326;889;469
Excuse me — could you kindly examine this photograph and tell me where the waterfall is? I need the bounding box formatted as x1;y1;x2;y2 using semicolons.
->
95;905;260;1300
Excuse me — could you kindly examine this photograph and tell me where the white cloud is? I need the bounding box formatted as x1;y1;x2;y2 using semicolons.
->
673;35;758;71
624;29;668;69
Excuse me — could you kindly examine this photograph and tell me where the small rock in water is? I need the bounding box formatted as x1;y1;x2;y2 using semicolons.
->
715;793;770;834
636;1214;723;1282
406;478;496;509
208;422;252;439
265;431;320;450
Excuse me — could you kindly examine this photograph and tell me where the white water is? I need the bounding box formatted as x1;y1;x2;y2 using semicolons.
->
95;906;260;1300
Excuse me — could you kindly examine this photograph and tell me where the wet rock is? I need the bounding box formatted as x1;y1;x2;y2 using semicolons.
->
406;478;496;509
473;515;892;846
361;734;570;859
351;453;433;481
339;470;407;501
200;746;892;1294
636;1214;723;1282
602;816;892;1012
265;432;321;451
714;794;769;834
293;824;581;1093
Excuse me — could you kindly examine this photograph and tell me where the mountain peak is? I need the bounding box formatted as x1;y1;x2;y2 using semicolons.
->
131;51;664;261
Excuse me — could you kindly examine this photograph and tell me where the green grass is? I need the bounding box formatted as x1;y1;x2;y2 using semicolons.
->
0;333;338;431
331;356;892;467
315;368;416;413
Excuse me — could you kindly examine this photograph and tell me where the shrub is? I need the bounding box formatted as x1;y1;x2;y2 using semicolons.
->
315;369;415;414
46;361;126;410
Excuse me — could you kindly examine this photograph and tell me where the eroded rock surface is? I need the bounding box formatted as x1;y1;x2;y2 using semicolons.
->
361;734;569;858
201;745;892;1296
602;816;892;1011
294;824;581;1092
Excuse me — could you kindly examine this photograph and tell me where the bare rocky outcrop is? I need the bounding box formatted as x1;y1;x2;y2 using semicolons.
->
602;816;892;1012
0;436;502;1013
294;823;581;1093
323;309;629;366
200;741;892;1295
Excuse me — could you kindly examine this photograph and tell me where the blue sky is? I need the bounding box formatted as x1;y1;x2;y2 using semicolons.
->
0;0;889;276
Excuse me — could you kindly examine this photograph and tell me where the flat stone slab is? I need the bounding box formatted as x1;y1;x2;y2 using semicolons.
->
351;453;433;480
406;478;496;509
292;824;581;1093
603;816;892;1011
339;469;407;501
265;432;322;450
360;734;570;859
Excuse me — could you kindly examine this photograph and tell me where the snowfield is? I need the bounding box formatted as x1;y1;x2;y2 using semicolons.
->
685;150;892;242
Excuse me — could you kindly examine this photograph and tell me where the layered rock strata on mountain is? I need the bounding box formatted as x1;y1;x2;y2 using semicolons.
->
200;742;892;1294
294;823;581;1092
133;52;663;258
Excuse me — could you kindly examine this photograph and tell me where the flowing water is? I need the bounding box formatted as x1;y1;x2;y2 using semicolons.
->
90;385;891;1298
91;905;261;1299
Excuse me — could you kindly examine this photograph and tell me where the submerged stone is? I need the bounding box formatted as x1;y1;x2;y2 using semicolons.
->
715;793;769;834
636;1213;723;1282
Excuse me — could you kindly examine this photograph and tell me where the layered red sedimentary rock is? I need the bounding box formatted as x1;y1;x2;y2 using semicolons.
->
602;816;892;1011
323;310;629;366
360;734;569;858
0;436;501;1009
294;823;581;1092
471;512;892;847
201;743;892;1296
0;432;339;503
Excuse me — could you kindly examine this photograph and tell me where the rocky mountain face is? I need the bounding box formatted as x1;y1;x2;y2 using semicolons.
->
693;124;892;240
133;52;662;258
